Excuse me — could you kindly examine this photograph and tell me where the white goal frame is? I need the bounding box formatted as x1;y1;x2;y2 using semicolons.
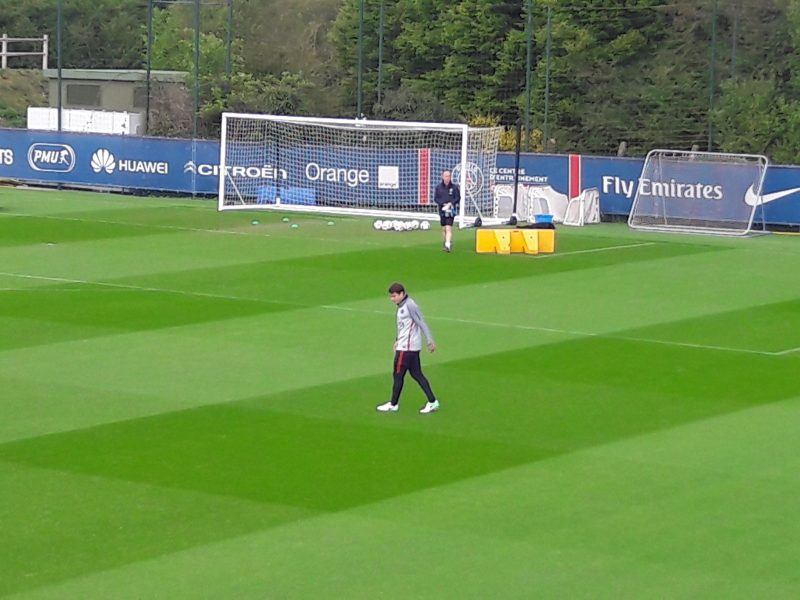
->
628;149;769;236
563;187;600;226
217;113;503;228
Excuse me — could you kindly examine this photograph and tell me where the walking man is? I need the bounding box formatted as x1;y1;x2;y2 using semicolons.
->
376;282;440;414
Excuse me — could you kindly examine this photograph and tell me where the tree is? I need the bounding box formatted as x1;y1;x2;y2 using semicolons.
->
372;81;457;121
0;0;146;69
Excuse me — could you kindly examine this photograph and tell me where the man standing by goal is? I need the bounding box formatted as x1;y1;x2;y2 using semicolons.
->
434;170;460;252
376;282;440;414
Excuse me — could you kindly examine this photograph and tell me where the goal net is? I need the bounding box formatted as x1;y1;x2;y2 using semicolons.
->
218;114;502;227
492;183;575;223
563;188;600;226
628;149;768;235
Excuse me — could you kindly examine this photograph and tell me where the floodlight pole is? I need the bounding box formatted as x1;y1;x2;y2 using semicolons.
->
145;0;154;134
57;0;63;132
707;0;719;151
543;6;553;152
356;0;364;117
193;0;201;139
225;0;233;80
377;0;384;107
511;119;522;225
524;0;533;150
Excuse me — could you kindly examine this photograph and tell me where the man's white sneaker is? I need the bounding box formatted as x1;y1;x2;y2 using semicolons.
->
419;400;440;414
376;401;399;412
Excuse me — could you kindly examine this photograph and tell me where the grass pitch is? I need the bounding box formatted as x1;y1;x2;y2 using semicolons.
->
1;187;800;598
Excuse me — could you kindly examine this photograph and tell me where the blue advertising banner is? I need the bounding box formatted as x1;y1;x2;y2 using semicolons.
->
2;127;800;225
495;152;800;225
0;128;220;194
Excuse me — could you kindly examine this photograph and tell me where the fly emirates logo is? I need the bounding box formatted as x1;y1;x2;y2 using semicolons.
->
603;176;723;200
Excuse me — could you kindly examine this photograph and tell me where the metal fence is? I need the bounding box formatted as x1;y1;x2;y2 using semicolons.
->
1;0;794;160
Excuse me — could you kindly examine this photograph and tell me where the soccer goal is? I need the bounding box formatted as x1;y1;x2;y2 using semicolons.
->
628;149;768;235
218;113;503;227
563;187;600;226
492;183;575;223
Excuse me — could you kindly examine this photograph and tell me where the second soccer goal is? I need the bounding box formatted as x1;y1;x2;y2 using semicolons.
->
628;149;768;236
217;113;502;227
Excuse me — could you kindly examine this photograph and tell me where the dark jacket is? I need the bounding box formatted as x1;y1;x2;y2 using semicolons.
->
434;181;461;213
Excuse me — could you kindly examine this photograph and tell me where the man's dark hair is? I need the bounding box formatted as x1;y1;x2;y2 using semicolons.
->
388;282;405;294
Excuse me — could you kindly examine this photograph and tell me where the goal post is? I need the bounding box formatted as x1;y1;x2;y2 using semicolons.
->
218;113;502;227
628;149;768;236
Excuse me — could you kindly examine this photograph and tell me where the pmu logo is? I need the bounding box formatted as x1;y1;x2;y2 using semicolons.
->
452;161;485;195
91;149;116;174
27;143;76;173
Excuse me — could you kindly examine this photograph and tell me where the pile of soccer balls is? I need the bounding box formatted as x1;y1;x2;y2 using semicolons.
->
373;219;431;232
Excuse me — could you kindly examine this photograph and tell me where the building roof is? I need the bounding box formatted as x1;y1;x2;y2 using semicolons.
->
42;69;187;83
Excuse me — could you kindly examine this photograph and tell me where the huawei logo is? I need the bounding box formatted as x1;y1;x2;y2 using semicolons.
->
91;149;116;174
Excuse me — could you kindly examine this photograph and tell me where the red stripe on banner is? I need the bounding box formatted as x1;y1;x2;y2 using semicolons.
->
569;154;582;199
418;148;430;204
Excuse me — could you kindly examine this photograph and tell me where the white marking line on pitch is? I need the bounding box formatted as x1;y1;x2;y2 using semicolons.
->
2;212;261;237
534;241;657;258
435;316;776;357
0;270;783;357
0;212;392;246
0;272;301;307
772;346;800;356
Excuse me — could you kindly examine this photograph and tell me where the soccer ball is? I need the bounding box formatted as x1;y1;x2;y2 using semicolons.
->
410;220;420;230
420;221;431;231
380;220;392;230
373;219;382;230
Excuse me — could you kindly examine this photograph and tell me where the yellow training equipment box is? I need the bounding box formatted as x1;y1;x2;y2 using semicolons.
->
475;228;555;255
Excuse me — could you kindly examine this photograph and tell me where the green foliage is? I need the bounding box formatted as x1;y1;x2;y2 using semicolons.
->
6;0;800;160
468;114;542;152
0;0;146;69
201;71;314;137
149;5;229;77
713;77;800;164
236;0;340;78
147;3;317;138
372;81;458;122
0;70;47;128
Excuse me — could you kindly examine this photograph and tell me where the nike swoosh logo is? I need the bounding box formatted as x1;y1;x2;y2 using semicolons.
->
744;186;800;206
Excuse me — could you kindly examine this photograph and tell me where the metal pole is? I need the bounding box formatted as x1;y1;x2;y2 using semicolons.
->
193;0;200;139
377;0;384;107
225;0;233;80
524;0;533;150
357;0;364;117
511;120;522;225
707;0;718;151
543;7;553;153
42;34;49;69
145;0;154;134
731;3;738;79
57;0;63;132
